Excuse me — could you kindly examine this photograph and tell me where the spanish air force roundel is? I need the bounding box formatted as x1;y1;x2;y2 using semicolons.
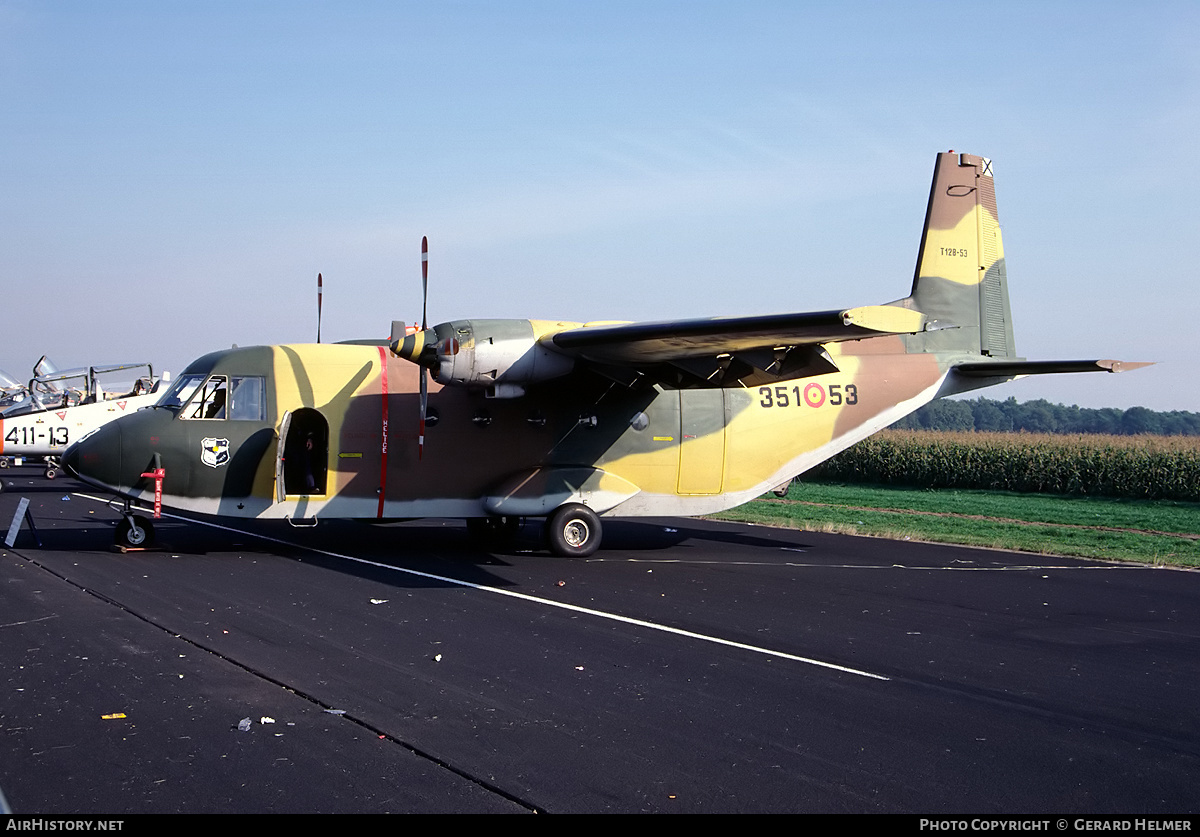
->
201;437;230;468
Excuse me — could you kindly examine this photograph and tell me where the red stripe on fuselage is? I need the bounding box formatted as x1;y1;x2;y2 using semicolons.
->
377;346;389;518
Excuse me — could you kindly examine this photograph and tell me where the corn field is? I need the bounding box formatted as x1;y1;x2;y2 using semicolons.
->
809;430;1200;501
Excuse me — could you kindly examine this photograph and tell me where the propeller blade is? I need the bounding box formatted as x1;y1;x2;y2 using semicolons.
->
419;237;429;459
421;236;429;330
419;366;428;460
316;272;323;343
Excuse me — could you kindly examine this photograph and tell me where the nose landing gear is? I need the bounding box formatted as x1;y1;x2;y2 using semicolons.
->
111;460;164;550
115;515;155;548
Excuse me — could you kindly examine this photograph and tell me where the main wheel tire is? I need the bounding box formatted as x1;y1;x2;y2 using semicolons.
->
546;504;602;558
115;517;154;548
44;467;57;480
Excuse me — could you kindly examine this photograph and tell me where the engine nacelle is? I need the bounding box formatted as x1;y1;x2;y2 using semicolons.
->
392;319;576;396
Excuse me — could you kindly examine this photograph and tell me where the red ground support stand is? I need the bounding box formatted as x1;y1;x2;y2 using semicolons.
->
140;467;165;519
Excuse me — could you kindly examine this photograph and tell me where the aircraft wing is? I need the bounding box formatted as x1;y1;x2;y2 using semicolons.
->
391;305;929;391
548;305;926;363
545;305;927;387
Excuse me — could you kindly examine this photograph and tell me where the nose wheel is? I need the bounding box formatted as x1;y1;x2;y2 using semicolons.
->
115;514;155;549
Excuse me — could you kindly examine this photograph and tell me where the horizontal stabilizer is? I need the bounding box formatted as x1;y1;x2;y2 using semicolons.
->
955;359;1154;377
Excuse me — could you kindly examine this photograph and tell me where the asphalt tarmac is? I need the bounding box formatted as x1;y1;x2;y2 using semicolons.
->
1;470;1197;814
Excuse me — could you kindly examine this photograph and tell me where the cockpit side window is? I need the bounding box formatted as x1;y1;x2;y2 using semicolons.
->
183;376;229;420
163;372;266;421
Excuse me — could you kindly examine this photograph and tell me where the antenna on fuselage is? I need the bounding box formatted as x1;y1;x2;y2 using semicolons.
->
316;272;324;343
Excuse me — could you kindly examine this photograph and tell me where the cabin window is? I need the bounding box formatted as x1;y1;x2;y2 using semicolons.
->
228;377;265;421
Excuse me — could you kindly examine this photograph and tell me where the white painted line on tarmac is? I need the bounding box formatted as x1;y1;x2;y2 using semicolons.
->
75;493;890;682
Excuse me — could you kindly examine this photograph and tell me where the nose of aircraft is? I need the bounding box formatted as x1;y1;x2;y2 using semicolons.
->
62;420;124;491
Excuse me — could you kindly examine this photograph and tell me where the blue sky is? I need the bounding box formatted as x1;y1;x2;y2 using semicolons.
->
2;1;1197;411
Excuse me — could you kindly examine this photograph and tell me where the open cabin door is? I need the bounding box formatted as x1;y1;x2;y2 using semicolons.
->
275;408;329;498
275;410;292;503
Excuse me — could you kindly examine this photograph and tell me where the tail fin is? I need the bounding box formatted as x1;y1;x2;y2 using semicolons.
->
902;152;1017;359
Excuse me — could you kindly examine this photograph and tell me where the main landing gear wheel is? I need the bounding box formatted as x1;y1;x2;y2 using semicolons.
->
545;504;602;558
44;466;57;480
115;516;155;549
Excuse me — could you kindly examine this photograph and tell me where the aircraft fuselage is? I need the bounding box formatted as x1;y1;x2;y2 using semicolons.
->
63;338;955;522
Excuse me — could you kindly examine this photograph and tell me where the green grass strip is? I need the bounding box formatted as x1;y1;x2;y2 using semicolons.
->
712;482;1200;567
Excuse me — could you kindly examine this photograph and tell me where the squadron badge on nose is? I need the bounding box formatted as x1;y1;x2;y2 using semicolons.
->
201;437;230;468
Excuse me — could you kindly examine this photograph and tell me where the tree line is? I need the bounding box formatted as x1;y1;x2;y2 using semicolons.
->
892;396;1200;436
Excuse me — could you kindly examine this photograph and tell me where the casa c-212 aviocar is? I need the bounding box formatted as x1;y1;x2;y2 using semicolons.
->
63;151;1148;555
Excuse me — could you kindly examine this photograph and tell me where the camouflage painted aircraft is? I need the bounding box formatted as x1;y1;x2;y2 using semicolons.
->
63;152;1147;552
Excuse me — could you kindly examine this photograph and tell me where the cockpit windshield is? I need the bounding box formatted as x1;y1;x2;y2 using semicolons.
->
156;374;206;410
